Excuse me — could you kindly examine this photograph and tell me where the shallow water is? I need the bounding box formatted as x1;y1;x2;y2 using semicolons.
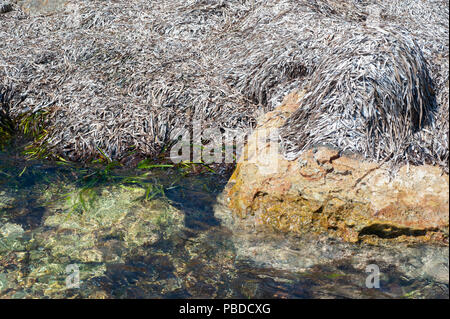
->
0;150;448;299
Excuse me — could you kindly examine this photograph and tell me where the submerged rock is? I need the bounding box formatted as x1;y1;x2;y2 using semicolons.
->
0;223;24;239
0;183;187;297
0;159;448;298
213;89;449;291
225;91;449;245
215;198;450;288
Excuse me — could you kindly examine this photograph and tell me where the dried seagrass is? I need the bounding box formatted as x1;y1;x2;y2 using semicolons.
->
280;26;437;168
0;0;447;171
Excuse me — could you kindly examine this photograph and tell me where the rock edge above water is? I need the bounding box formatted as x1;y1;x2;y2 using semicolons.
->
225;90;449;245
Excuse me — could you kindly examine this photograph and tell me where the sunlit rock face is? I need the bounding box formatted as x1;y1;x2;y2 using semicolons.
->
224;91;449;245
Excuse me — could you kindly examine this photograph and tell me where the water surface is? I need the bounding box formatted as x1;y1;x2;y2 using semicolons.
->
0;149;448;299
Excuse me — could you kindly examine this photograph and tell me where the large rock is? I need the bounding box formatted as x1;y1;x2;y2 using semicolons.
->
225;90;449;244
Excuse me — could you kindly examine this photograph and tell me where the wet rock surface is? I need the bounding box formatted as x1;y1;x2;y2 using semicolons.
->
216;196;449;288
226;91;449;245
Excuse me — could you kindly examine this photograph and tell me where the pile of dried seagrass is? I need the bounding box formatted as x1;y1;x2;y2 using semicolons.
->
0;0;448;171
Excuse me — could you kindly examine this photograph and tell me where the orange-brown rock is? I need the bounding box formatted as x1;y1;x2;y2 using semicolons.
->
225;90;449;244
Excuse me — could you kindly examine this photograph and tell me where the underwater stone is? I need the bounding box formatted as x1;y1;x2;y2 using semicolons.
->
0;183;186;297
225;91;449;244
0;273;13;294
0;223;24;239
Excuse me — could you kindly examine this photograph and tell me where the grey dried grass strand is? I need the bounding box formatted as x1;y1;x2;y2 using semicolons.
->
280;26;438;169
